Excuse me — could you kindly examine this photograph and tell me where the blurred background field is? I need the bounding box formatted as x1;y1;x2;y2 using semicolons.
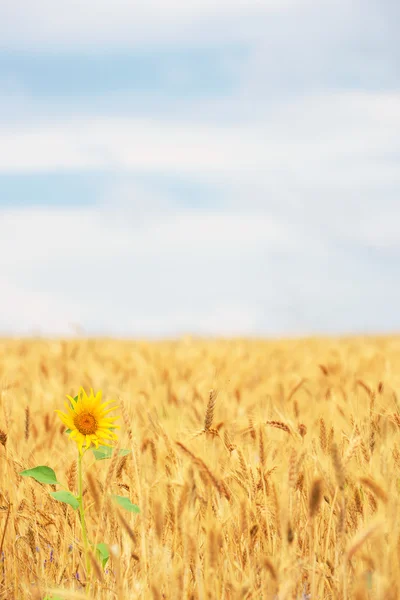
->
2;336;400;599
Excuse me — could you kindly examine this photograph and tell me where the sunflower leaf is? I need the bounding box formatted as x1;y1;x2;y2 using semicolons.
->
50;491;79;510
64;429;72;434
96;543;110;568
112;495;140;513
92;446;131;461
119;449;131;457
92;446;113;460
20;466;59;485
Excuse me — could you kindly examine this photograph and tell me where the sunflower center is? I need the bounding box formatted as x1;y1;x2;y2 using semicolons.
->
74;412;97;435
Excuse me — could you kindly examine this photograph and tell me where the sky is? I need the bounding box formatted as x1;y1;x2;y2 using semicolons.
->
0;0;399;337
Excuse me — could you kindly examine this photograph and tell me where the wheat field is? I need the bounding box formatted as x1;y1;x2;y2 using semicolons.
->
1;336;400;600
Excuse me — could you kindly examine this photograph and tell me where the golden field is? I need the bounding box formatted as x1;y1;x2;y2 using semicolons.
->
1;336;400;600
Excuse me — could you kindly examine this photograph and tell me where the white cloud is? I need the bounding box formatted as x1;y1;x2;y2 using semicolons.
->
0;277;84;334
0;92;399;192
1;201;399;337
0;204;298;335
353;211;400;250
0;205;294;266
120;307;261;338
0;118;270;174
0;0;308;50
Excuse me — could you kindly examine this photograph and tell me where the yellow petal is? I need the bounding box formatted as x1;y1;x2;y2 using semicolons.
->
99;407;119;417
98;399;117;411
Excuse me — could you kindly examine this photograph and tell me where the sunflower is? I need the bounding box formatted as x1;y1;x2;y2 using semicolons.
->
56;387;119;454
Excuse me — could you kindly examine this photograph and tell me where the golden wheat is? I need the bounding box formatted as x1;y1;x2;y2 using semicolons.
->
1;336;400;598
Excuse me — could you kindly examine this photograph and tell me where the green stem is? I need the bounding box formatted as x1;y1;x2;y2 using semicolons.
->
78;451;91;579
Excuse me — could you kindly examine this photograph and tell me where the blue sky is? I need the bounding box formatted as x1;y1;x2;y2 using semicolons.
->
0;0;399;336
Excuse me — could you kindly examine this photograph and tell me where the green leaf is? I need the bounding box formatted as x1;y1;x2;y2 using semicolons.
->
64;429;72;434
20;466;59;485
50;491;79;510
92;446;113;460
92;446;130;461
112;495;140;513
119;448;131;456
96;543;110;568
